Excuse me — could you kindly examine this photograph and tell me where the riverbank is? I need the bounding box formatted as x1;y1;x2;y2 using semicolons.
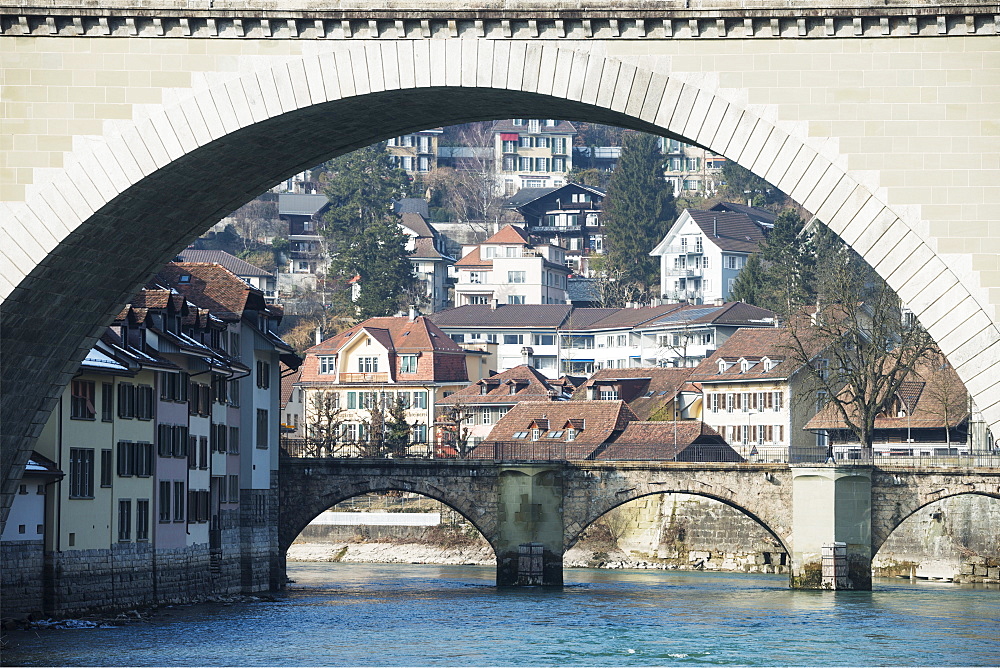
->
286;540;791;574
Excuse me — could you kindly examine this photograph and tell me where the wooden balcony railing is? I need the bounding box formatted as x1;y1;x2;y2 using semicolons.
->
339;372;389;383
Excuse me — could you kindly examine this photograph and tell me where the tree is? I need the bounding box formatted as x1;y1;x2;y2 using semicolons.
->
593;264;651;308
719;161;785;209
305;391;348;457
783;240;936;459
603;132;676;291
728;252;768;307
919;352;969;449
566;167;612;190
730;210;817;312
384;398;412;457
437;402;476;459
321;144;419;319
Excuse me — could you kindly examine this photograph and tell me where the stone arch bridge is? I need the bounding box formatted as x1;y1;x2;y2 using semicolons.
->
278;458;1000;589
2;0;1000;525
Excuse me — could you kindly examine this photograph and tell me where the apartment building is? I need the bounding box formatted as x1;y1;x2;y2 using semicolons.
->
688;327;825;462
295;315;489;456
399;210;455;313
453;225;570;307
504;183;607;275
387;128;442;175
429;302;777;378
650;206;771;304
494;119;576;195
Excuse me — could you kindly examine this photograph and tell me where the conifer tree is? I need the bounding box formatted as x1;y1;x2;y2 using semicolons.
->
603;132;676;291
321;144;418;319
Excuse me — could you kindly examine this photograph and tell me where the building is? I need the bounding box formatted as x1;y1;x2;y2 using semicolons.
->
572;367;696;421
277;192;329;287
399;211;455;313
387;128;442;175
176;249;277;303
434;365;570;447
428;302;777;378
453;225;570;307
804;359;973;459
494;119;576;195
294;315;490;456
504;183;607;275
475;400;738;461
687;327;827;462
572;139;726;196
649;206;771;304
2;261;299;618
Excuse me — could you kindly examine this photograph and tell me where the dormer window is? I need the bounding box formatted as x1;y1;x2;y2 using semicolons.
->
740;358;752;373
178;275;191;283
531;428;541;441
566;429;576;441
717;359;732;374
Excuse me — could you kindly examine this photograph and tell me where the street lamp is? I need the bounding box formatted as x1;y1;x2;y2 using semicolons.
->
746;410;759;461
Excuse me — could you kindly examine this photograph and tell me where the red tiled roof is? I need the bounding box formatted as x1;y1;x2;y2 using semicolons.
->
482;400;637;458
304;315;463;356
455;246;491;268
688;328;815;383
483;224;531;245
597;422;741;462
154;262;265;322
573;367;695;420
436;365;564;406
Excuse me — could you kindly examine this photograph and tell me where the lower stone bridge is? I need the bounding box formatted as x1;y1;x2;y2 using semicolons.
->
278;458;1000;589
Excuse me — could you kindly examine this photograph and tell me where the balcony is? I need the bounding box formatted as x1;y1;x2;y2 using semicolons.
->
555;201;601;211
532;225;582;233
663;267;704;278
339;372;389;383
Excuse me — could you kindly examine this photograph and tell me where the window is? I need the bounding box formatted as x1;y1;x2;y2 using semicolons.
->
256;360;271;389
117;441;152;477
159;481;171;522
546;431;564;439
512;431;529;439
228;379;240;407
319;356;336;374
256;409;269;448
566;429;576;441
533;334;554;346
519;156;532;171
71;380;96;420
101;383;114;422
118;382;136;419
69;448;94;498
531;429;541;441
187;435;197;469
411;425;428;443
503;334;523;345
229;426;240;454
358;357;379;373
100;449;112;487
773;391;783;411
599;389;619;400
348;391;357;409
136;384;154;420
228;475;239;504
136;500;149;541
118;499;132;541
482;409;493;425
467;295;490;305
816;391;828;412
507;295;525;305
173;481;185;521
413;392;427;409
724;255;744;270
400;355;418;373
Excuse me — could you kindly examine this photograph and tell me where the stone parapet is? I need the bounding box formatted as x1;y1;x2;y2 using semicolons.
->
2;4;997;39
1;540;45;619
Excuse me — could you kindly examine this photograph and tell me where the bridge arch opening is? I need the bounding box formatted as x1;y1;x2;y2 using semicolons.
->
567;491;790;574
280;484;497;561
872;491;1000;582
3;42;998;521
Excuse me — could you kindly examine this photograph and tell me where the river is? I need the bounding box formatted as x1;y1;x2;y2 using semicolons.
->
4;563;999;667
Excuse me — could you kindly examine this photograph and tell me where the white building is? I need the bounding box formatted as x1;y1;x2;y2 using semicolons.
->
650;206;772;304
453;225;570;307
494;119;576;195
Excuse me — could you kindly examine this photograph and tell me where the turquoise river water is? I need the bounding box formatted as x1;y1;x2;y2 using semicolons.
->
3;562;999;666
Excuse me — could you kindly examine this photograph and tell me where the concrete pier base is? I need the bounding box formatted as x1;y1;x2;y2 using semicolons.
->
790;465;872;590
494;465;564;586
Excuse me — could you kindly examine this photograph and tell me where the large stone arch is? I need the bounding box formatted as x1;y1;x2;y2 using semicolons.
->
277;459;500;556
2;40;999;522
870;470;1000;554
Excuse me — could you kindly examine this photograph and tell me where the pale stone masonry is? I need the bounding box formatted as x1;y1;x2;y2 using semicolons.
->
1;1;998;532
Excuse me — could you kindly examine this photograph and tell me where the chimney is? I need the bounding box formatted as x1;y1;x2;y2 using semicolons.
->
408;306;417;322
713;217;718;238
314;325;322;346
490;298;499;310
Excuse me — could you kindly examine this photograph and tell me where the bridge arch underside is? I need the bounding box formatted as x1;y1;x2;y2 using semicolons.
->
278;477;498;557
2;40;1000;516
565;489;791;557
871;489;1000;556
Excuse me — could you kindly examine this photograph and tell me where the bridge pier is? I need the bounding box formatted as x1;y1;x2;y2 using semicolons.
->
494;465;564;586
790;465;872;590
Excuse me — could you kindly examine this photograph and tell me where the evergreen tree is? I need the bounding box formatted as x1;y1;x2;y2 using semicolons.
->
729;253;768;307
603;132;676;291
730;210;817;314
321;144;418;319
384;399;412;457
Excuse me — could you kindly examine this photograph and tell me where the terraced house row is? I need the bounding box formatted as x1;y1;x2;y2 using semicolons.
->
1;262;300;620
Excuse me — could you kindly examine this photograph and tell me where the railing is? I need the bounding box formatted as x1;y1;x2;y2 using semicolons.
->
532;225;582;233
339;372;389;383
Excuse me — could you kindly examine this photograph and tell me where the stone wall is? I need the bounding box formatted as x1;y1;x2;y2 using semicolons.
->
873;494;1000;581
1;541;44;618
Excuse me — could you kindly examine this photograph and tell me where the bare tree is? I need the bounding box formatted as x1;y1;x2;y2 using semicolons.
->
919;351;969;449
782;246;936;459
229;198;284;251
436;402;476;458
594;265;651;308
305;391;349;457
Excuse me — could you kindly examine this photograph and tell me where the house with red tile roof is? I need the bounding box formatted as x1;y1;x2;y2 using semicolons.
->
435;365;570;447
688;327;827;461
294;315;490;455
474;400;740;462
649;206;772;304
572;367;696;421
804;358;972;458
453;224;570;308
